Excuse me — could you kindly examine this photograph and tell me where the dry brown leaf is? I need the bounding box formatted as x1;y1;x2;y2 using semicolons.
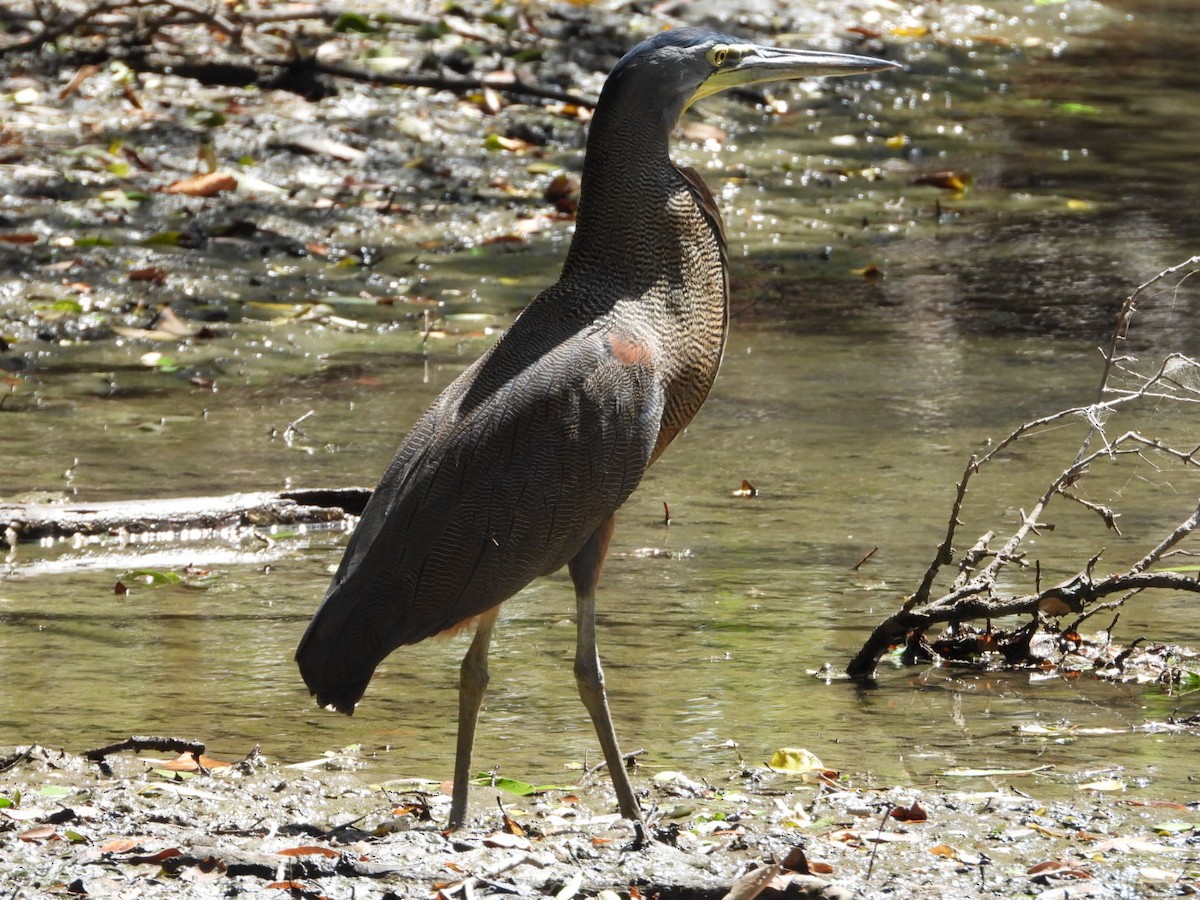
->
1027;859;1093;878
99;838;143;853
732;479;758;498
721;862;781;900
891;801;928;823
129;267;168;284
277;845;338;858
158;752;229;771
500;811;526;837
0;233;38;244
59;64;101;99
19;825;57;842
163;172;237;197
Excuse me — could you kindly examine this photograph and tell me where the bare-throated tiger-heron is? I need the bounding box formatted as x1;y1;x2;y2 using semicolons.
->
296;27;898;829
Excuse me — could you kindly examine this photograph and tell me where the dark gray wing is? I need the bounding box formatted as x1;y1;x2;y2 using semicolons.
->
296;308;665;712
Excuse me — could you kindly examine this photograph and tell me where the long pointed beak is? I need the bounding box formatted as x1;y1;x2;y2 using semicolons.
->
692;44;901;105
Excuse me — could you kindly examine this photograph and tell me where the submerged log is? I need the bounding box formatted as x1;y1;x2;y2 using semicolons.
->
1;488;371;545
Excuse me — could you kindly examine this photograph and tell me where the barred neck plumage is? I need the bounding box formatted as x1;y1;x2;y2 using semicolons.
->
559;60;708;288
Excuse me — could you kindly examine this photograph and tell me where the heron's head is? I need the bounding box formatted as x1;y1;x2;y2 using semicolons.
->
602;27;899;132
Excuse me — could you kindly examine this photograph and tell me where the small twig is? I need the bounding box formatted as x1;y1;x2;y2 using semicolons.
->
0;745;34;774
909;455;976;608
864;804;892;881
581;748;645;780
283;409;314;446
1130;500;1200;574
852;546;878;571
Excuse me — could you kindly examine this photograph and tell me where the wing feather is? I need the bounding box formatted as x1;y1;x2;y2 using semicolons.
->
296;310;664;712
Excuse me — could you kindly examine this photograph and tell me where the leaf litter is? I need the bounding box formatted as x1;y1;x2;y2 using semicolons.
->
1;741;1198;898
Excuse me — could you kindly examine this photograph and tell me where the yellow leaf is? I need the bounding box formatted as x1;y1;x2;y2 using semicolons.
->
768;748;827;782
1078;778;1125;792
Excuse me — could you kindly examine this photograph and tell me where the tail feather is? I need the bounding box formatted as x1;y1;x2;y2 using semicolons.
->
295;579;391;715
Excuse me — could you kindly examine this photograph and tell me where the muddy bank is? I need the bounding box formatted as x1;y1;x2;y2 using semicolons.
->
2;741;1198;899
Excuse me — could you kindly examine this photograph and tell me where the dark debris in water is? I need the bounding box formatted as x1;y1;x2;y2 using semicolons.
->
2;741;1199;898
900;619;1200;690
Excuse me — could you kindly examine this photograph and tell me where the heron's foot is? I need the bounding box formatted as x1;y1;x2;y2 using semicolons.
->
624;819;649;851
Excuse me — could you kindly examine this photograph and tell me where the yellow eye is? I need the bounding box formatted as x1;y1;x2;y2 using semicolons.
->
709;44;730;67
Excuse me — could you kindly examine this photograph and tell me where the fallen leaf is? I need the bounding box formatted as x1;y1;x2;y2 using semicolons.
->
19;825;57;842
1077;778;1125;792
277;845;338;858
913;171;971;192
129;267;168;284
284;136;366;163
500;810;526;837
99;838;143;854
767;748;824;775
732;479;758;498
485;133;534;153
0;233;38;244
58;64;101;99
890;801;928;823
482;831;531;851
163;172;237;197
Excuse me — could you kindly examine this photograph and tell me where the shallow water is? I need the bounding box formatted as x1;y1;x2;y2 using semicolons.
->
2;0;1198;808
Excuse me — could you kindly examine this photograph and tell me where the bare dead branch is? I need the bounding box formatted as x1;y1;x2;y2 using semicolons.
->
849;256;1200;680
84;735;206;762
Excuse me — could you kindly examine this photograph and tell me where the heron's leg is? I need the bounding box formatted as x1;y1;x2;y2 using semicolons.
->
448;605;500;830
568;515;642;822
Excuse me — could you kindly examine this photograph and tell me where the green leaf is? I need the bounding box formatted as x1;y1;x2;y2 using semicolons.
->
142;231;185;247
416;19;450;40
0;797;13;808
75;236;118;248
333;12;375;33
64;830;88;844
43;299;83;314
1154;821;1198;835
469;773;570;796
187;108;227;129
39;785;73;798
124;568;183;586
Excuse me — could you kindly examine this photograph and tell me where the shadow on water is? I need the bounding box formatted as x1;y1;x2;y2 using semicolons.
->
1;1;1198;804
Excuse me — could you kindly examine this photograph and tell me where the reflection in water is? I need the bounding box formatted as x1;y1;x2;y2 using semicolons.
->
3;1;1199;803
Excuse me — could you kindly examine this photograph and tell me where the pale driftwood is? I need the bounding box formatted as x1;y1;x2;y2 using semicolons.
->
1;488;370;545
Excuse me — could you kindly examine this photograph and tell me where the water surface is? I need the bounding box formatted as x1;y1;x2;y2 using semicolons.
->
2;0;1198;805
